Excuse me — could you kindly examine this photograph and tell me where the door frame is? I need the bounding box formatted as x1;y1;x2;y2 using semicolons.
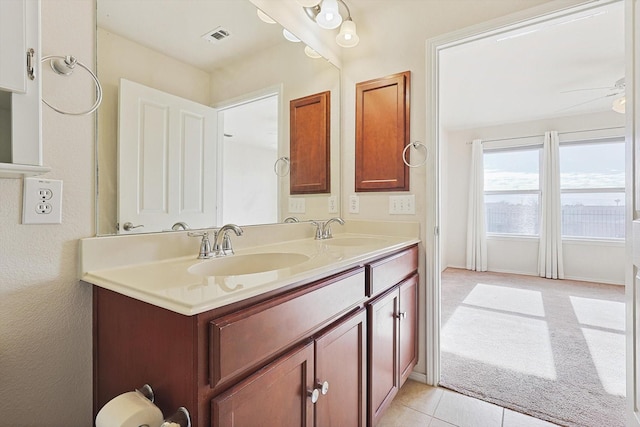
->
424;0;624;387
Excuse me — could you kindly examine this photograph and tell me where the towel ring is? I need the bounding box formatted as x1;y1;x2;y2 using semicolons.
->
402;141;428;168
274;156;290;177
41;55;103;116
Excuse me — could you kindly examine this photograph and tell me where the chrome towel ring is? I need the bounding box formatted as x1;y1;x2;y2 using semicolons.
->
41;54;103;116
402;141;429;168
274;156;290;176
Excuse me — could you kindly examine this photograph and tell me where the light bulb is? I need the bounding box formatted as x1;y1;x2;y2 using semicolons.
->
336;19;359;48
283;29;301;43
256;9;276;24
304;46;322;59
612;96;626;114
316;0;342;29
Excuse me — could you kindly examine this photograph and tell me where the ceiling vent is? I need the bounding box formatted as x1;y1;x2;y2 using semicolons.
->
201;27;232;44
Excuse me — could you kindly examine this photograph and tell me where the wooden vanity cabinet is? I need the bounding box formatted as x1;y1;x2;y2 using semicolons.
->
211;309;366;427
93;244;418;427
367;247;419;426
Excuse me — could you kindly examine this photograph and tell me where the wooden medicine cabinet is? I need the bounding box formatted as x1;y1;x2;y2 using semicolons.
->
289;90;330;194
355;71;410;192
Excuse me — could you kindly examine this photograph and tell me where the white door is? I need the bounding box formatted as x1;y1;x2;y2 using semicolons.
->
627;1;640;424
118;79;217;233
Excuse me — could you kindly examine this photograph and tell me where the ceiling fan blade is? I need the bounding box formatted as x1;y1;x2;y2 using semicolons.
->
560;86;616;93
556;93;616;112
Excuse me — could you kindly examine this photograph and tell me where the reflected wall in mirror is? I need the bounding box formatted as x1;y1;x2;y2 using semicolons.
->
96;0;341;235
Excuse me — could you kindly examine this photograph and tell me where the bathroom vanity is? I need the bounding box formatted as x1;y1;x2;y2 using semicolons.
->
82;226;419;426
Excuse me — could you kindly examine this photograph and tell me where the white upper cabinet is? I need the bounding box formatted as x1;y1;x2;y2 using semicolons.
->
0;0;47;178
0;0;27;93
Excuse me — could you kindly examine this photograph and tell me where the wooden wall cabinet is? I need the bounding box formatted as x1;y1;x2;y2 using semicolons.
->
92;245;418;427
289;91;330;194
355;71;410;192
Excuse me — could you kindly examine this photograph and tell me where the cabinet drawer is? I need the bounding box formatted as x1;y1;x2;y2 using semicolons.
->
209;268;365;389
367;246;418;297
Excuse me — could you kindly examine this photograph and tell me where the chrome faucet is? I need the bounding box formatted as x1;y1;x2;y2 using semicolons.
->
214;224;243;256
188;231;214;259
171;221;189;231
283;216;299;223
188;224;243;259
322;217;345;239
311;217;345;240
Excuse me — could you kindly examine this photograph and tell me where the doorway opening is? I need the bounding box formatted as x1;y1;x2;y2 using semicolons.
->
430;1;626;425
217;92;280;226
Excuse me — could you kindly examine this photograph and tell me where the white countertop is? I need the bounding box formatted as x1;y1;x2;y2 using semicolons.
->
82;233;420;316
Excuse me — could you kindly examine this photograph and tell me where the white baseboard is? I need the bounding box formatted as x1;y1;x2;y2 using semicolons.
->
408;371;428;384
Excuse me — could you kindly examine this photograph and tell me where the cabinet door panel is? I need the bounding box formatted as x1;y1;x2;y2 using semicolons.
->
399;274;418;385
315;309;367;427
368;288;400;426
211;342;315;427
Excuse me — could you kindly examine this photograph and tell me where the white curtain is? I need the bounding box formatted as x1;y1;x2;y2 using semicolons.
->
538;131;564;279
466;139;487;271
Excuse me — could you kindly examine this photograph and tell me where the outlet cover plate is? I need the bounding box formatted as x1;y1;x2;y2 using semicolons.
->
23;177;63;224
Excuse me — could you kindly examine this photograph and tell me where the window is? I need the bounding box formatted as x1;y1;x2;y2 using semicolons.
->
560;139;625;239
484;147;541;235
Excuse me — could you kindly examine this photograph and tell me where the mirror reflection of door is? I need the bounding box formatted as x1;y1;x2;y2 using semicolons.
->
219;94;279;225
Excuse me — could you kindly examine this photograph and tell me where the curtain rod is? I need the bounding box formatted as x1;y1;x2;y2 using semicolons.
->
465;126;624;144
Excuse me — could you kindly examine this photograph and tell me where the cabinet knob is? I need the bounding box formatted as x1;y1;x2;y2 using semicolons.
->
307;388;320;404
395;311;407;320
317;380;329;395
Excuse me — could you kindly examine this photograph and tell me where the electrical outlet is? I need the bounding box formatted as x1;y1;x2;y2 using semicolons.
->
349;195;360;214
23;177;63;224
328;196;337;213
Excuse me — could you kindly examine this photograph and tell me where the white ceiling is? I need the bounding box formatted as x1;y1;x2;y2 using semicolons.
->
439;1;625;130
97;0;287;73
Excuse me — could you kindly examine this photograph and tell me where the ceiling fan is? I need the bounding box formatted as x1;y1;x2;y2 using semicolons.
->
559;77;626;113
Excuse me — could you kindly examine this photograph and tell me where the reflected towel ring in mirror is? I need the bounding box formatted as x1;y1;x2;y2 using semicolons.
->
274;156;290;176
402;141;428;168
41;55;103;116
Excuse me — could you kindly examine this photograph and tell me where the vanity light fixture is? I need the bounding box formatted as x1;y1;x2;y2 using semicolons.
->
304;45;322;58
256;9;276;24
612;96;626;114
298;0;360;48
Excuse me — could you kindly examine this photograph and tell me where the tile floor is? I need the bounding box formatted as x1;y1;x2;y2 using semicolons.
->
378;380;560;427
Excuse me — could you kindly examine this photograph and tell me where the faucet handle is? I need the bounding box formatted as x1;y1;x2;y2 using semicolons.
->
310;221;324;240
221;232;234;255
188;231;213;259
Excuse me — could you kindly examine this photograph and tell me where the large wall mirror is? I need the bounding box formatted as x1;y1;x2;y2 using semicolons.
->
96;0;341;235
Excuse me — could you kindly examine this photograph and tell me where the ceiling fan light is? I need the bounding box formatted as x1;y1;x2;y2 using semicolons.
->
296;0;321;6
256;9;276;24
283;29;301;43
336;19;359;47
612;96;626;114
316;0;342;29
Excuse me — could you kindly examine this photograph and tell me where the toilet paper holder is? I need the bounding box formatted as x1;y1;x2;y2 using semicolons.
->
136;384;192;427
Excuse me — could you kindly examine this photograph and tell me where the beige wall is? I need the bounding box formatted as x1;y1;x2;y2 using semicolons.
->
0;0;584;425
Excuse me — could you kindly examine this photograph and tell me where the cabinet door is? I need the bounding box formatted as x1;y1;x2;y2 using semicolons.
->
315;309;366;427
211;342;315;427
0;0;26;93
368;288;400;426
399;274;418;385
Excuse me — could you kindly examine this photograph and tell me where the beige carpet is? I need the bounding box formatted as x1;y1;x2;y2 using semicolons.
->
440;268;626;427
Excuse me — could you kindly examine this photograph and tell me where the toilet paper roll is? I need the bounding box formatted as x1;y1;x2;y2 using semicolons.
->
96;390;164;427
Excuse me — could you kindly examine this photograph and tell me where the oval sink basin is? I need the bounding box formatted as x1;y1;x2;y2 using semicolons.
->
188;252;310;277
324;237;386;247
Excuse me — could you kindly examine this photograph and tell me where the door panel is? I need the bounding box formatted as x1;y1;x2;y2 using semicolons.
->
118;78;217;233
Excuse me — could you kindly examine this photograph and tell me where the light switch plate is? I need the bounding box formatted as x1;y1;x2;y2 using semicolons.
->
288;197;306;214
349;195;360;214
23;177;63;224
328;196;337;213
